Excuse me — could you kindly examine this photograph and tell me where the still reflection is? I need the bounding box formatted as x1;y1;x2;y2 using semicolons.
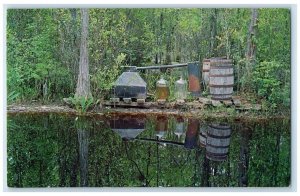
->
7;113;291;187
110;115;146;141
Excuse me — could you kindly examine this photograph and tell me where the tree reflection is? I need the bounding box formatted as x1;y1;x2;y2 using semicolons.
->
7;113;291;187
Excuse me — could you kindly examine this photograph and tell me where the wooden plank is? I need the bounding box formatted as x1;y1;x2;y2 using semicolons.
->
110;97;120;103
104;101;150;108
232;98;241;106
223;100;233;106
123;98;132;104
212;100;222;107
157;99;167;105
198;97;212;105
235;104;262;111
137;99;145;104
176;99;185;105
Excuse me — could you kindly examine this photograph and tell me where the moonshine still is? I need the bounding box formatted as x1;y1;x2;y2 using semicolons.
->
109;115;146;141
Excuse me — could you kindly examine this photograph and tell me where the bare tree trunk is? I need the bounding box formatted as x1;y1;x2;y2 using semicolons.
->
159;12;163;64
209;9;218;57
75;8;91;98
245;9;258;61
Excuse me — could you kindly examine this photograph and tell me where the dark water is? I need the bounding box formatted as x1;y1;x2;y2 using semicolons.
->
7;113;291;187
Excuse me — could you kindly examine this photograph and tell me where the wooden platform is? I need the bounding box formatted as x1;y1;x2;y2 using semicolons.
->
104;96;262;111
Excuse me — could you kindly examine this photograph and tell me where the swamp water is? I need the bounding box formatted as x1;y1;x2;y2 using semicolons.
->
7;113;291;188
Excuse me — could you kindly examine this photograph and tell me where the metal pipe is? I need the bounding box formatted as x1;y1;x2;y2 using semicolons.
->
136;63;188;70
121;62;198;71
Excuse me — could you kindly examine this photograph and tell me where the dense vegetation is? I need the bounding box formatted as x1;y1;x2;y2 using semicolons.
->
7;8;291;111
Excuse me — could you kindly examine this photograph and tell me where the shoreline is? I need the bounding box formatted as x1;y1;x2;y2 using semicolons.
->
6;103;290;122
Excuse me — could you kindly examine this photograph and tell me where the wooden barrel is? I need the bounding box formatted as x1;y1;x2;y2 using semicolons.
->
199;125;207;148
209;58;234;100
206;123;231;161
202;59;210;88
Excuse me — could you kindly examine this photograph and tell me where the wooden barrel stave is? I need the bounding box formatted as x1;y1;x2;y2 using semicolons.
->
206;123;231;161
209;58;234;100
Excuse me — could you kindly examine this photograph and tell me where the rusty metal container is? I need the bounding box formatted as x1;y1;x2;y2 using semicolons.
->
187;62;201;97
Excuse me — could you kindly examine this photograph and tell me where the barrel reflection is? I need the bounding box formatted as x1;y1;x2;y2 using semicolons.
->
205;123;231;161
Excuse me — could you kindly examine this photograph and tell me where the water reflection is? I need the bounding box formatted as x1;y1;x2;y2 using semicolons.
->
7;113;291;187
110;115;146;141
205;123;231;161
155;116;168;139
184;118;199;149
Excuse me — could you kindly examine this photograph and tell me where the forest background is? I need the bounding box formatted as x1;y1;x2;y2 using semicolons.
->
6;8;291;112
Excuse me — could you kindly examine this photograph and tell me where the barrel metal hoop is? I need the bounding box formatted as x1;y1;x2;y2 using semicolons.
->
209;84;234;87
210;59;233;63
211;97;232;101
207;132;231;139
208;125;230;130
210;65;233;69
210;93;233;96
200;133;207;137
206;152;229;156
206;143;230;148
209;74;234;77
202;70;210;72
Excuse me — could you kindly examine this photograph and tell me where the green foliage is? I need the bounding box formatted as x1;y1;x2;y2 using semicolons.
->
7;9;73;101
69;96;98;113
7;91;20;104
253;61;290;109
6;8;291;112
90;53;126;99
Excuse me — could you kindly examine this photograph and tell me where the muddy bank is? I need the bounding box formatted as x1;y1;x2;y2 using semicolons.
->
7;102;289;122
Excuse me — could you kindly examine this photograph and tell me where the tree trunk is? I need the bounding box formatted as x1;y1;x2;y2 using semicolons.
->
159;12;163;64
78;128;89;187
245;9;258;61
75;8;91;98
209;9;218;57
